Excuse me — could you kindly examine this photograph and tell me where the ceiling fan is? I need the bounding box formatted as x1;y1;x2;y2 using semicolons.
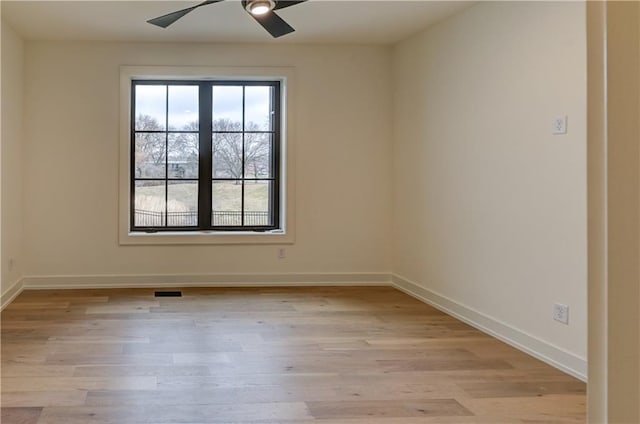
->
147;0;308;38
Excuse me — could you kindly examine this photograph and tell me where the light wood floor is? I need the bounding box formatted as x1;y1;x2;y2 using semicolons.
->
1;287;585;423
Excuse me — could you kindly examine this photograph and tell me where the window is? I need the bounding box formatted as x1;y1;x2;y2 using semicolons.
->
130;80;281;232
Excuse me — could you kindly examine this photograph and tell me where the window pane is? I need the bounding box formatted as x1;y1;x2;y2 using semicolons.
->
212;86;243;131
168;133;199;178
135;85;166;131
134;180;166;227
212;181;242;226
245;86;272;131
167;181;198;227
213;133;243;178
168;86;199;131
131;80;280;231
244;133;272;178
135;133;166;178
244;180;272;226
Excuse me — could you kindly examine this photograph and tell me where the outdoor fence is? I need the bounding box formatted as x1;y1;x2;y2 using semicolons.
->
134;209;270;227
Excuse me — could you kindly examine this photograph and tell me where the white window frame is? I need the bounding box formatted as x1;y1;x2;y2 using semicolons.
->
119;66;295;245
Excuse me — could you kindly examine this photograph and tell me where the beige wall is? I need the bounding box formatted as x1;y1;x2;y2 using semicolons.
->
392;1;587;372
21;41;392;279
1;21;25;297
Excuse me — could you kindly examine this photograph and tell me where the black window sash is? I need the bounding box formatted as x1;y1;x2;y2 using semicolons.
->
130;80;281;232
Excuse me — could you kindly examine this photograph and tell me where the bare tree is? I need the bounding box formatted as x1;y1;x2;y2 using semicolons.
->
134;115;166;179
136;115;166;165
213;118;270;180
168;121;199;178
134;115;270;180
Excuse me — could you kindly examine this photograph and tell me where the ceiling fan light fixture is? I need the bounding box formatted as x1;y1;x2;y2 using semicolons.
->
246;0;275;16
147;0;307;38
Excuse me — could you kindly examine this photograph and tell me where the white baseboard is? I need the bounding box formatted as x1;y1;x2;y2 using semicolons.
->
391;274;587;382
22;272;391;290
1;278;24;310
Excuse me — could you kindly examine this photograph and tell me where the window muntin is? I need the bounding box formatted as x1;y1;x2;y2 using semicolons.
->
130;80;280;232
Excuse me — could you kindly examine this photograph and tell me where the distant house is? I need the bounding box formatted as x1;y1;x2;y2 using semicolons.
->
136;160;198;179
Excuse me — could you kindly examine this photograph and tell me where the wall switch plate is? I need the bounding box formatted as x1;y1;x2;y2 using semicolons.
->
553;303;569;324
552;116;568;135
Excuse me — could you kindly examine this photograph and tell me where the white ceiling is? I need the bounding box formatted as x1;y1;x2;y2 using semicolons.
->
1;1;475;45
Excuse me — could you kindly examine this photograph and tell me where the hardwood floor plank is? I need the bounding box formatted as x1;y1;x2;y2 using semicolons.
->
122;340;242;354
171;353;232;364
73;365;211;377
306;399;473;419
44;353;173;366
1;376;157;392
84;305;155;314
458;394;586;420
303;417;525;423
376;358;514;372
0;406;42;424
83;387;305;407
0;391;87;407
36;403;312;423
0;364;76;378
46;336;150;344
2;302;71;310
457;381;586;398
1;341;124;358
83;381;467;407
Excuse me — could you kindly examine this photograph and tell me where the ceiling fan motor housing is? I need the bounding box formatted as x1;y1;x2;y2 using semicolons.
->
244;0;276;15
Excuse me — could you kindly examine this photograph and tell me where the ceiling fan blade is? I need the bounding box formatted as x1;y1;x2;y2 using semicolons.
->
251;10;295;38
273;0;308;11
147;0;223;28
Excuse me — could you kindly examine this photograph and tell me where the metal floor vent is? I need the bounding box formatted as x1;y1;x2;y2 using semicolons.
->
154;291;182;297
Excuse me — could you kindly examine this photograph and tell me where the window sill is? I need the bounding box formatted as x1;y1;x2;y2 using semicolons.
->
120;230;294;246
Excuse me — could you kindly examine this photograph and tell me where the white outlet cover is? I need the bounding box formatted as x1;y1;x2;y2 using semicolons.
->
553;303;569;324
552;116;568;135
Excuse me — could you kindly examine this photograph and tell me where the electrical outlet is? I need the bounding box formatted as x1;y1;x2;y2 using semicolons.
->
553;303;569;324
8;257;14;271
552;116;568;135
278;248;286;259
